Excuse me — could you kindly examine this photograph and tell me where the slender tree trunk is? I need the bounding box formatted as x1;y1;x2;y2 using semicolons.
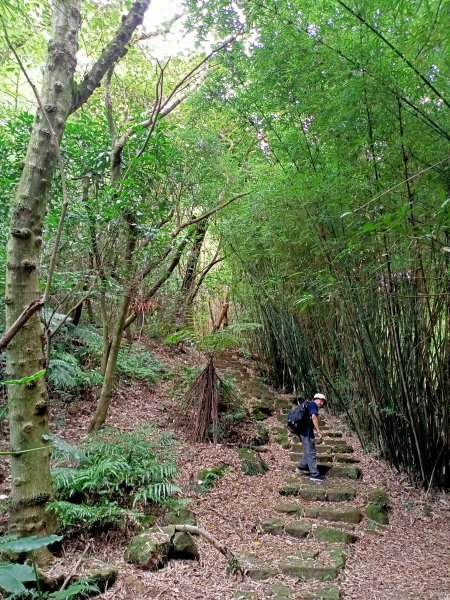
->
5;0;81;541
89;292;132;432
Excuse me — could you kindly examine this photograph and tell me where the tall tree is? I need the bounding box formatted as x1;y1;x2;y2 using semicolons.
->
3;0;151;541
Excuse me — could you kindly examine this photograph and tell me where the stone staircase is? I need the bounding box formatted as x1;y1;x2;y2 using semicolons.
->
214;355;369;600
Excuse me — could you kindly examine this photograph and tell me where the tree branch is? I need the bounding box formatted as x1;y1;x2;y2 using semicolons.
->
71;0;151;113
171;191;252;238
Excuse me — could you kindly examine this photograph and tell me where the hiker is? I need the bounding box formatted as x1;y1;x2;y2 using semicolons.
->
295;393;327;482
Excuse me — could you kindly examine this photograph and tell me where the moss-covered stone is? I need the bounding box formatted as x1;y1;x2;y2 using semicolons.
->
285;520;310;538
365;504;389;524
367;487;389;506
313;526;357;544
266;583;294;598
327;466;362;479
304;507;362;524
302;584;341;599
238;447;269;476
247;564;279;581
251;402;273;420
261;517;285;535
163;508;197;526
279;561;337;581
326;486;357;502
365;487;390;524
290;549;320;560
328;548;346;569
273;503;302;514
171;531;199;560
124;526;175;570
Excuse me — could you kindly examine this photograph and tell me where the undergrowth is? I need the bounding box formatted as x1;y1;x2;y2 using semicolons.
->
49;424;181;532
48;325;167;400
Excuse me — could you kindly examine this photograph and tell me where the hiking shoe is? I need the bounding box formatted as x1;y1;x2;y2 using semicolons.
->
309;474;326;482
295;466;310;475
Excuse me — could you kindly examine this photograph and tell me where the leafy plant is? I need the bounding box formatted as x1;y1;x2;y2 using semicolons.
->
0;534;99;599
50;425;180;532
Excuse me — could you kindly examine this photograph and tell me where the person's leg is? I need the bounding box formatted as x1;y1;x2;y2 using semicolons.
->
299;435;319;478
297;434;310;472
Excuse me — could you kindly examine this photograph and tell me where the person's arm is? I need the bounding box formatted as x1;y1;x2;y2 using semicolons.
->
311;414;323;441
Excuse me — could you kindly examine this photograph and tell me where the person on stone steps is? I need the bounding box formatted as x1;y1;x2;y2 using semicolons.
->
295;393;327;482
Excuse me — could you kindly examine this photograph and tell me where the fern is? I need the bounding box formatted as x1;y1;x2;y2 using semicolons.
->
116;348;165;383
51;424;180;532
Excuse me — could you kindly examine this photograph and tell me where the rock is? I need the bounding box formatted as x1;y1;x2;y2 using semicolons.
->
251;402;273;420
247;564;279;581
261;517;285;535
365;504;389;524
124;526;175;570
273;503;302;514
266;582;294;598
365;487;390;524
238;447;269;476
302;584;341;599
313;526;357;544
171;531;199;560
279;561;337;580
285;520;310;538
163;508;197;526
328;548;346;569
326;486;357;502
304;507;362;524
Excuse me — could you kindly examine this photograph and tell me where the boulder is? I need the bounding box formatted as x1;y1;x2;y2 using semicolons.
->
124;526;175;570
171;531;199;560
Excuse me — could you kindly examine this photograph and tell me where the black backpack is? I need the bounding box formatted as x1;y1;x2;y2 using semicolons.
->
286;401;310;433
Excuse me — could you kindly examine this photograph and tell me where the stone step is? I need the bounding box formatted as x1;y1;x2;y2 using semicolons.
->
291;445;334;456
279;561;338;581
313;526;358;544
305;507;363;524
270;505;362;525
292;453;359;464
291;444;354;455
302;585;341;600
290;464;362;479
279;483;357;502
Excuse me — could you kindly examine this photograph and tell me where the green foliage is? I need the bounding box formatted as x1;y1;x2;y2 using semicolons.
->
116;347;166;383
3;370;46;386
51;425;180;532
0;534;99;599
165;323;261;357
196;465;231;493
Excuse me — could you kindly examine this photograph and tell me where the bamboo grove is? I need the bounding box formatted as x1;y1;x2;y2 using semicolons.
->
190;0;450;488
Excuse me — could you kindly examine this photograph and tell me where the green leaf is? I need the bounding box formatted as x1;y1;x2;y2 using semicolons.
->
3;370;46;385
48;581;100;599
0;563;35;594
0;534;63;553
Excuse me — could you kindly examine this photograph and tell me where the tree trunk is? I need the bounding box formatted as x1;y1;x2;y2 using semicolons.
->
4;0;151;541
5;0;81;541
89;293;132;431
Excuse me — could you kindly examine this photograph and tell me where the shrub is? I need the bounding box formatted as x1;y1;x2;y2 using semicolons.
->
50;425;180;532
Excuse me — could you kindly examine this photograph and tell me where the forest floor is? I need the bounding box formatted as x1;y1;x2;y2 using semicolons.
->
1;341;449;600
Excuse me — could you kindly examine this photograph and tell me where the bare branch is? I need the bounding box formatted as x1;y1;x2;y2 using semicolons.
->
172;191;252;238
0;300;43;352
71;0;151;113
